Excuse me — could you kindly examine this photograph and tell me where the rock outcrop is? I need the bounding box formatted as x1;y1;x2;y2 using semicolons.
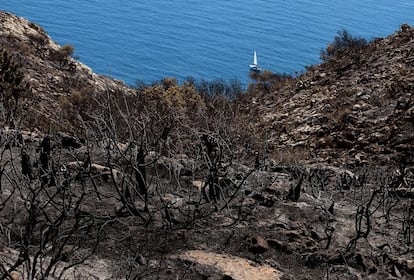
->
169;250;280;280
0;11;135;131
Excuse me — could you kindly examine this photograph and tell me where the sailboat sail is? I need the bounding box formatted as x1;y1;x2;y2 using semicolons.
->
253;50;257;65
249;50;261;72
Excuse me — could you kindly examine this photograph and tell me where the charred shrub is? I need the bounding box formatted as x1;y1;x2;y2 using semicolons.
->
52;44;75;68
0;49;26;126
321;29;368;61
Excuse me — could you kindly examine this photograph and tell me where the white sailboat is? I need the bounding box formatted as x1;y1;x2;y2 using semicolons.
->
249;50;261;72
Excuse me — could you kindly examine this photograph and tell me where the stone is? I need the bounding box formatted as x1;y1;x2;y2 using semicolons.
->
10;272;20;280
162;193;184;208
57;132;82;149
249;235;269;254
406;259;414;271
135;254;147;266
169;250;280;280
67;161;122;183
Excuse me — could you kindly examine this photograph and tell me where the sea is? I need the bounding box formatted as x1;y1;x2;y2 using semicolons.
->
2;1;414;87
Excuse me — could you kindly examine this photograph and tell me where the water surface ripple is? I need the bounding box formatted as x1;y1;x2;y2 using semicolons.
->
2;1;414;85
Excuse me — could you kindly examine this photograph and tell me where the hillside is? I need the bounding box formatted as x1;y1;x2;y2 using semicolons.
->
1;11;414;280
1;11;412;165
0;11;135;131
241;26;414;166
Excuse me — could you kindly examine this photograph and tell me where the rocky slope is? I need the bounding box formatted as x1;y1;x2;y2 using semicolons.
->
0;11;134;130
241;24;414;166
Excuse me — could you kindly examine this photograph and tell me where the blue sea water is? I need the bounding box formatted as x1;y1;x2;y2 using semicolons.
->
2;1;414;86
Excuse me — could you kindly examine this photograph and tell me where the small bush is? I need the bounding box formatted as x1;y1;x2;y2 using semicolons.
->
143;79;205;111
321;29;368;61
27;22;48;45
16;42;33;55
248;70;293;94
58;44;75;57
0;49;26;126
61;86;95;112
52;44;75;69
28;22;47;36
192;78;243;98
27;32;47;45
53;44;74;64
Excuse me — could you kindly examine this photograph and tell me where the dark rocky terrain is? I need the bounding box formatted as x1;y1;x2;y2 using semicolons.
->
0;11;413;280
